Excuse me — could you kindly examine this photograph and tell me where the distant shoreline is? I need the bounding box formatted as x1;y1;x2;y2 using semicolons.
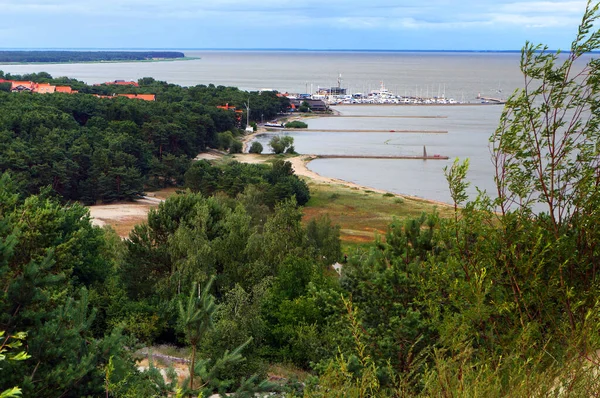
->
0;48;588;54
0;57;200;66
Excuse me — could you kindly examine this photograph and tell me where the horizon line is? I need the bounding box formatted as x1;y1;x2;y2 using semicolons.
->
0;47;564;53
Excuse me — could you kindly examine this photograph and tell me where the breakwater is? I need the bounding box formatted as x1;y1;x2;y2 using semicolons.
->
316;154;449;160
265;128;448;133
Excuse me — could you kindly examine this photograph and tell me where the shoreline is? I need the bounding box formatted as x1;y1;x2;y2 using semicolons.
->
239;112;453;208
287;155;453;208
0;57;200;66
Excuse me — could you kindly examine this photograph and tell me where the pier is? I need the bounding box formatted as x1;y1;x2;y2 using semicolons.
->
316;154;449;160
322;115;448;119
265;128;448;134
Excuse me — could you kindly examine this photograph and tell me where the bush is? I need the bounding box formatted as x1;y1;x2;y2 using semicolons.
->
249;141;263;154
229;140;243;154
217;131;234;150
284;121;308;129
269;135;294;154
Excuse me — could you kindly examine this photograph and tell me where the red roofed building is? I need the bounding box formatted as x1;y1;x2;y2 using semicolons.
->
34;83;56;94
135;94;155;101
11;81;35;92
55;86;76;94
116;93;155;101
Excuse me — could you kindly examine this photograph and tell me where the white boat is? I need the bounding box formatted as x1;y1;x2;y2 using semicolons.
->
265;122;284;128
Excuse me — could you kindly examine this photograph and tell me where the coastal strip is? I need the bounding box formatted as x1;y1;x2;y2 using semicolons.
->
265;128;448;133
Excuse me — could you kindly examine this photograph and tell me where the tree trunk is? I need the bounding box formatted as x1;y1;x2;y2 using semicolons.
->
189;343;196;397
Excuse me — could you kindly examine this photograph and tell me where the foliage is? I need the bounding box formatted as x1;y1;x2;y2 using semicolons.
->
269;135;294;154
0;331;30;398
184;159;310;207
229;139;243;154
0;75;287;203
249;141;263;154
0;51;184;63
299;101;311;113
284;120;308;128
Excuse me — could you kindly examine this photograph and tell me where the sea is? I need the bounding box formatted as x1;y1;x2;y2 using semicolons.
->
0;50;548;204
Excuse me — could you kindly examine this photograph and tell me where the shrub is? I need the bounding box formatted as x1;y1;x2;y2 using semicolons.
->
229;140;243;154
269;135;294;154
217;131;234;150
249;141;263;154
284;121;308;129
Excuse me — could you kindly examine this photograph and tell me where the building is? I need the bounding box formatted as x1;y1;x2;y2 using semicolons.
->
100;80;140;87
289;98;329;112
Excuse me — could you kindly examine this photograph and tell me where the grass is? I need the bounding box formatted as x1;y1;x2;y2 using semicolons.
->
302;180;453;250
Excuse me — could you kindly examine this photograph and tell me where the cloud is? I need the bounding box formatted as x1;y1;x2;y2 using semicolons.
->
0;0;591;49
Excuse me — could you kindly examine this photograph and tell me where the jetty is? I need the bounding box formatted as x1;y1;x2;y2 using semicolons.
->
322;115;448;119
314;146;448;160
265;128;448;134
316;154;449;160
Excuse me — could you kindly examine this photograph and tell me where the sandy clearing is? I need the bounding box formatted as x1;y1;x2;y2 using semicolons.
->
88;196;163;234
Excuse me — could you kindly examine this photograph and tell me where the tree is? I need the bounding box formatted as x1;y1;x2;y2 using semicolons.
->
229;139;243;154
0;331;29;398
179;277;217;395
249;141;263;154
269;135;294;154
299;101;311;113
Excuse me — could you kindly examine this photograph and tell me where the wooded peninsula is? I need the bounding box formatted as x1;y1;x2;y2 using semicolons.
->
0;51;186;63
2;6;600;396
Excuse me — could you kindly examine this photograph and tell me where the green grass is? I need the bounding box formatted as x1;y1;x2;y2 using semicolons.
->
303;180;453;250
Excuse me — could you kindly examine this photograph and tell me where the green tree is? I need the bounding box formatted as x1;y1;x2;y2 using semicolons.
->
249;141;263;154
0;331;30;398
269;135;294;154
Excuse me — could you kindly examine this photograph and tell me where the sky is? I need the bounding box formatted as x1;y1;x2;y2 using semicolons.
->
0;0;591;50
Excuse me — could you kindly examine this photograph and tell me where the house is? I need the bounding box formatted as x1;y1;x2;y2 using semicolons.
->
55;86;77;94
135;94;155;101
116;94;155;101
289;98;329;112
34;83;56;94
11;81;35;92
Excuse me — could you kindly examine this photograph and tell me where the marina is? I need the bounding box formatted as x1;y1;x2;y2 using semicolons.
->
285;80;507;106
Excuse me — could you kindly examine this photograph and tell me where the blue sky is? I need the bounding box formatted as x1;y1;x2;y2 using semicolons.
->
1;0;590;50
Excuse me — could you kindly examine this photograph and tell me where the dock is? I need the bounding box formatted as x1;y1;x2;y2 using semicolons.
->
265;128;448;134
322;115;448;119
316;155;449;160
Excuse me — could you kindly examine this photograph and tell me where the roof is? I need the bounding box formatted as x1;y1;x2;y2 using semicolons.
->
11;81;34;90
134;94;155;101
55;86;73;93
34;83;56;94
116;93;155;101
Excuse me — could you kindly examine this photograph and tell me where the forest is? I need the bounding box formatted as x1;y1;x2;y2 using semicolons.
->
3;4;600;397
0;72;290;204
0;51;186;63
